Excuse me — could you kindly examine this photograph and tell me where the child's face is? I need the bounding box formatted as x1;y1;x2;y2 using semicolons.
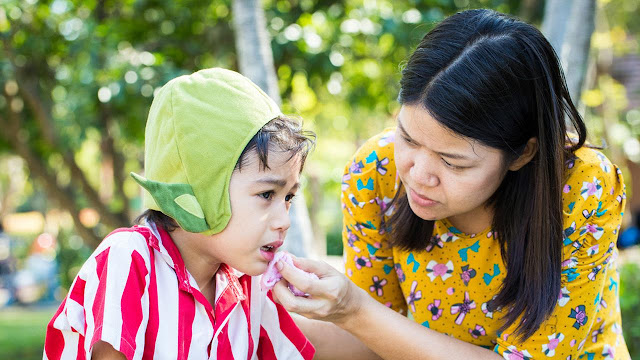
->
201;149;302;276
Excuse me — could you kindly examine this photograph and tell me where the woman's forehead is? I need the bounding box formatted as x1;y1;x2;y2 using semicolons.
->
397;104;493;160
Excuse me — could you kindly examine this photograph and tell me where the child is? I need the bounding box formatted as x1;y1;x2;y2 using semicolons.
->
43;68;316;360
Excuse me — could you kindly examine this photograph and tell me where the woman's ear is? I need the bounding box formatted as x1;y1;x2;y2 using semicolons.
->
508;137;538;171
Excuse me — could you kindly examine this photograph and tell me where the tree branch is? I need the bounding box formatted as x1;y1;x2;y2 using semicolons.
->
108;124;130;217
95;0;130;220
0;95;102;247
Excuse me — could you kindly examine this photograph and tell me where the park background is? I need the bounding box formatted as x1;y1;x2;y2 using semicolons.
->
1;0;639;358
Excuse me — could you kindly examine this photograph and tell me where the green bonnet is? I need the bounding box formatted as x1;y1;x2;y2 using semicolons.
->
131;68;282;234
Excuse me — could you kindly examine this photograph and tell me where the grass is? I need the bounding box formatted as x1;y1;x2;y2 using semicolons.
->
0;306;56;360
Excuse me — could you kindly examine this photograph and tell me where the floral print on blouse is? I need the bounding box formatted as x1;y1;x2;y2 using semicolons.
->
342;128;630;359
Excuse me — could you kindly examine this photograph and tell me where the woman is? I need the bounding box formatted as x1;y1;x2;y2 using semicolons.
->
273;9;630;360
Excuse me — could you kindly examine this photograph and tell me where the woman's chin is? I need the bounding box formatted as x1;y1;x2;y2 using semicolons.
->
407;199;441;221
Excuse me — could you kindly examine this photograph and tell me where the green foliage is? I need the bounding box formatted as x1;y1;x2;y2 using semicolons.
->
0;0;243;245
2;0;639;328
620;261;640;358
0;0;538;247
1;0;638;357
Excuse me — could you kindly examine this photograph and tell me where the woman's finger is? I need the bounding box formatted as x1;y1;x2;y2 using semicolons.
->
270;281;285;304
272;280;327;317
289;256;335;276
277;260;322;295
271;280;291;305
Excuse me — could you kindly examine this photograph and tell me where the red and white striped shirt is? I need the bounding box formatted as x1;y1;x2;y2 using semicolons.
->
44;222;315;360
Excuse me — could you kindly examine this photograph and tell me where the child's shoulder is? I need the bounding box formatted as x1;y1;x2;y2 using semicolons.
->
79;226;154;277
99;226;153;253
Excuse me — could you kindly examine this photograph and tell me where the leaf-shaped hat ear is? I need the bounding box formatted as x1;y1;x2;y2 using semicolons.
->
130;172;209;233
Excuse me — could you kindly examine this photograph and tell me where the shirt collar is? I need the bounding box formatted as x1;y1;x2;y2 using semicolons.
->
141;220;247;304
214;263;248;315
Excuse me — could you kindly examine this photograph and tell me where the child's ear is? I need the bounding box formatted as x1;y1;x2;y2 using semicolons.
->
508;137;538;171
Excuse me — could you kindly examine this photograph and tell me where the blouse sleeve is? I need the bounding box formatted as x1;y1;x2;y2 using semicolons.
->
341;130;407;314
493;151;626;359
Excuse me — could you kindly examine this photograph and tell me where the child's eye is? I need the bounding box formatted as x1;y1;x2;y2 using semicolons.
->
259;191;274;200
285;194;296;202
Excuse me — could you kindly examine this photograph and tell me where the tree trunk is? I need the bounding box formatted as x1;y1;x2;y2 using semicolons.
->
232;0;280;104
541;0;574;53
232;0;314;257
542;0;597;105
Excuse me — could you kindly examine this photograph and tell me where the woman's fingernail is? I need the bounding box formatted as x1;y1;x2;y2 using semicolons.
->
276;261;283;270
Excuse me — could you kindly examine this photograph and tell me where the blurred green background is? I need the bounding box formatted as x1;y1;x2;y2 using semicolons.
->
1;0;639;358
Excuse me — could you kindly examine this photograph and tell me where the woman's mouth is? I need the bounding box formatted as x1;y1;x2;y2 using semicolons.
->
409;188;438;207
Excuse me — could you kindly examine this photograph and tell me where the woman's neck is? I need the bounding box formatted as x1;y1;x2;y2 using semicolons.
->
446;204;495;235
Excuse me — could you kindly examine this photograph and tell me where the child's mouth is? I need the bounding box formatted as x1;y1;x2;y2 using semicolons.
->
260;246;277;261
260;241;283;261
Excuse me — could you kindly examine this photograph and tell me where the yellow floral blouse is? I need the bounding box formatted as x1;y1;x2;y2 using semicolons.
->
341;128;630;359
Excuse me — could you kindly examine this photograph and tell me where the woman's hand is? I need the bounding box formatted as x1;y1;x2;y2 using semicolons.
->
271;255;366;325
272;255;503;360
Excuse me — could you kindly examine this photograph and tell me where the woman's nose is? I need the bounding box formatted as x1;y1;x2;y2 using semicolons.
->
409;156;440;187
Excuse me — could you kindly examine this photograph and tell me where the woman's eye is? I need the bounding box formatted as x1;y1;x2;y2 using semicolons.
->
285;194;296;202
442;159;463;170
259;191;274;200
402;136;414;145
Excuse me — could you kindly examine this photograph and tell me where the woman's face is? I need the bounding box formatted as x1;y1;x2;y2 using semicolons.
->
394;104;510;233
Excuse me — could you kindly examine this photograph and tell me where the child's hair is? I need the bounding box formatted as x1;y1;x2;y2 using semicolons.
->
136;115;315;231
235;115;315;171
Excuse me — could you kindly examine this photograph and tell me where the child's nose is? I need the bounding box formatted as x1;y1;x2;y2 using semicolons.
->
272;202;291;232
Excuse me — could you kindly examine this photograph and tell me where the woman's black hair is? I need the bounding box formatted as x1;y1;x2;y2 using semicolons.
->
391;9;586;340
136;115;315;232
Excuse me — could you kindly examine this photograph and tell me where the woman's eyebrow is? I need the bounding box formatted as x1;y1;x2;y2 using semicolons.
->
397;119;415;143
439;151;471;160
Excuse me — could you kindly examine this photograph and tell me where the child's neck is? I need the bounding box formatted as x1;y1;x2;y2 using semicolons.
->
169;228;220;305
